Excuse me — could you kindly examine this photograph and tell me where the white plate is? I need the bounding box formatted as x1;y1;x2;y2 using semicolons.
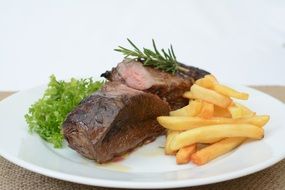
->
0;85;285;189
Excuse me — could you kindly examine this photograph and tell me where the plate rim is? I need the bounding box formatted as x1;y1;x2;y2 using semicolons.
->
0;85;285;189
1;147;284;189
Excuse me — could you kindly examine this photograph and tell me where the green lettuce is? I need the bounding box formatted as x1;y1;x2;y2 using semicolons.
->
25;75;104;148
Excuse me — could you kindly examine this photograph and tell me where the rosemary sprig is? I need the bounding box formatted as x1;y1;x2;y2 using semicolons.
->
114;39;180;74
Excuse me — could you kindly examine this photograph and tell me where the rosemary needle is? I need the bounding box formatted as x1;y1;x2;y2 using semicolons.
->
115;39;180;74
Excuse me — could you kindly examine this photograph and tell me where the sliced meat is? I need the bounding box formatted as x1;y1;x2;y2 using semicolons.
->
63;60;209;163
101;59;209;110
63;82;170;163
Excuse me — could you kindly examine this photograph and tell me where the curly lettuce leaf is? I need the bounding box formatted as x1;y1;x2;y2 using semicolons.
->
25;75;104;148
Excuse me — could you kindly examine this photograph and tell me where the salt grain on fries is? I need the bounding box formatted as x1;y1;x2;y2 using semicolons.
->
157;74;270;166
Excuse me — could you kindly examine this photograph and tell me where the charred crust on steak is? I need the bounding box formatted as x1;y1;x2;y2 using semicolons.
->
63;82;170;163
63;60;209;163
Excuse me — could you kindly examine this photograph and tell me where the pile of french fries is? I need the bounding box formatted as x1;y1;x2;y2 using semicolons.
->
157;75;270;165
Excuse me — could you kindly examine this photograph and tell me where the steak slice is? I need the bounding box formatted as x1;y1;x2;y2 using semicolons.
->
63;82;170;163
101;59;209;110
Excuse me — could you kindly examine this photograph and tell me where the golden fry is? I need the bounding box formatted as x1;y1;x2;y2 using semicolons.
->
213;105;232;118
161;74;269;166
195;74;248;100
176;144;197;164
228;105;243;118
198;101;214;119
157;115;270;130
165;130;180;155
170;124;263;151
213;84;249;100
195;76;215;89
201;137;225;144
184;84;232;108
169;105;191;117
235;103;254;114
184;92;195;100
170;100;202;117
229;103;256;118
189;100;203;116
205;75;218;83
191;137;246;165
242;115;270;126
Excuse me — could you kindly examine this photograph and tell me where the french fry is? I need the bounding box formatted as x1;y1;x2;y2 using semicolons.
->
229;103;256;118
184;92;195;100
184;84;232;108
235;103;254;114
205;75;218;83
169;105;191;117
160;74;270;166
213;105;231;118
190;112;267;165
170;124;263;151
170;100;202;117
195;74;248;100
191;117;265;165
165;130;180;155
213;84;249;100
191;137;246;165
228;105;242;118
157;116;207;130
190;100;203;116
195;76;216;89
157;115;270;130
199;137;224;144
176;144;197;164
198;101;214;119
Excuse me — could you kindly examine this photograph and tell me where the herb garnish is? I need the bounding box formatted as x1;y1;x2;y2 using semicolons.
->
114;39;188;74
25;75;104;148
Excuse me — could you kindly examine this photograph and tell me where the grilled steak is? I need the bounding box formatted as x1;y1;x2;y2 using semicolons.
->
63;82;170;163
101;59;209;110
63;60;209;163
